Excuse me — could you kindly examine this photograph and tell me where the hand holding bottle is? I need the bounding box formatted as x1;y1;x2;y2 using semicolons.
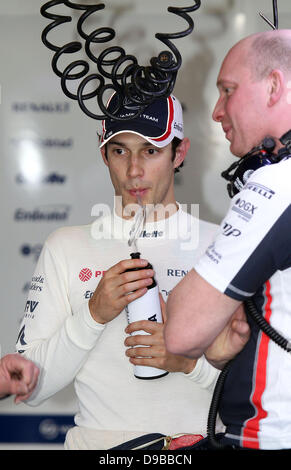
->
125;294;197;376
88;258;154;325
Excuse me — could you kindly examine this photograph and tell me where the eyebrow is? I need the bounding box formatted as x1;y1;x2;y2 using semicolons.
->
216;79;235;89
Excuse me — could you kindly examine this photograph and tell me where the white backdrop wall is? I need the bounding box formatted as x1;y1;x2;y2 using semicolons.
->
0;0;290;448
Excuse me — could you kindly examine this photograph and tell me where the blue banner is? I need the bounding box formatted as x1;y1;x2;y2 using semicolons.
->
0;414;74;443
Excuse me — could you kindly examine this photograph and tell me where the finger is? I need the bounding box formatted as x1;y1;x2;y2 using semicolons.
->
4;354;26;375
126;344;165;360
232;319;250;338
126;346;154;359
159;293;167;323
10;369;37;397
5;354;34;379
111;258;150;276
9;381;28;397
119;268;154;286
128;356;165;370
26;365;40;391
21;362;39;387
125;320;162;335
124;287;149;305
14;390;33;404
125;334;153;348
126;330;164;349
113;284;150;311
118;276;154;297
13;373;39;404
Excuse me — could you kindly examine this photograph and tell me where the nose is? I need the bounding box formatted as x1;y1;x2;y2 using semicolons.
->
127;154;144;179
212;96;225;123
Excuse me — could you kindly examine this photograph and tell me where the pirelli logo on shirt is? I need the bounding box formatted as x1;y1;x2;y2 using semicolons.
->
245;182;275;200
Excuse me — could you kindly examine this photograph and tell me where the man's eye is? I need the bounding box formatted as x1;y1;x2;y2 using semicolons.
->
146;148;158;155
113;148;126;155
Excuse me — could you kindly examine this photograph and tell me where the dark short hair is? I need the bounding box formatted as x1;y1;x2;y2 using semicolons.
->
103;137;184;174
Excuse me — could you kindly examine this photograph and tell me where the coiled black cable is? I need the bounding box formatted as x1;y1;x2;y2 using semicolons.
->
207;359;233;450
207;297;291;450
40;0;201;120
245;299;291;352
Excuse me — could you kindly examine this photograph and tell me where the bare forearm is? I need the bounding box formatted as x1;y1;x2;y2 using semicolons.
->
165;270;241;358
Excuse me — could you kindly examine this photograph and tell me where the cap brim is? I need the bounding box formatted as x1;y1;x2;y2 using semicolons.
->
99;120;173;148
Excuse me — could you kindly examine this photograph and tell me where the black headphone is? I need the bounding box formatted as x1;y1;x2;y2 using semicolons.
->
221;129;291;198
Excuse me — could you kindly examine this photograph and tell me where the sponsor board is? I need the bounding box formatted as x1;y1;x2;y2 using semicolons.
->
0;414;74;443
11;102;70;113
16;172;67;185
14;205;70;222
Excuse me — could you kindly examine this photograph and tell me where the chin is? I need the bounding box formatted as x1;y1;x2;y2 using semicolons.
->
230;142;246;158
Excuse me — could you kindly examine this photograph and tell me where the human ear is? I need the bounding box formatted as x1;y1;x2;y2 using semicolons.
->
267;69;284;107
100;146;109;167
173;137;190;169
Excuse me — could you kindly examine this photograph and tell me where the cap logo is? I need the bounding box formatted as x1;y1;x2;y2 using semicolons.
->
116;112;135;119
174;122;183;132
142;113;158;123
123;96;141;111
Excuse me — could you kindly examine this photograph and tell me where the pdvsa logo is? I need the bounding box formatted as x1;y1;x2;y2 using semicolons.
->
79;268;93;282
79;268;106;282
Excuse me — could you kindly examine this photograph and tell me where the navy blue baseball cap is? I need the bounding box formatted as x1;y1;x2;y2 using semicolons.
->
99;93;184;148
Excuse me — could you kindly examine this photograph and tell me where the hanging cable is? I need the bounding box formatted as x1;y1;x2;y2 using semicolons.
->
40;0;201;120
259;0;278;30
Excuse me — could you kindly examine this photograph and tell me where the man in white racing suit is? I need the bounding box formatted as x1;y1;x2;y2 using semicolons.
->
16;93;236;450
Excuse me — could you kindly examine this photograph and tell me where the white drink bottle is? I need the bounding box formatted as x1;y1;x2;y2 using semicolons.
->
126;252;168;379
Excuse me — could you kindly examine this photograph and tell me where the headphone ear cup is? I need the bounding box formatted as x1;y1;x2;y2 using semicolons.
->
226;152;275;197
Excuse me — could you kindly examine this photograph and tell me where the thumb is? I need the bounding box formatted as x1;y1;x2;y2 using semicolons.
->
232;319;250;341
10;380;29;397
159;293;166;323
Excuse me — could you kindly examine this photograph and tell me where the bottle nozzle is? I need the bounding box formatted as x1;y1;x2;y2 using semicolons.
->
128;197;146;252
